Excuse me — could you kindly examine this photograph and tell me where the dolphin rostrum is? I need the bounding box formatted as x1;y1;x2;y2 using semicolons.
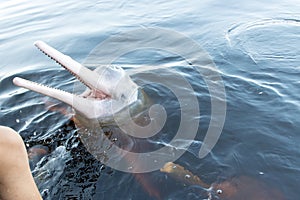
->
13;41;146;123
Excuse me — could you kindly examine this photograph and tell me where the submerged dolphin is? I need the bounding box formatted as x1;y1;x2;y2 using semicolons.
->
13;41;146;123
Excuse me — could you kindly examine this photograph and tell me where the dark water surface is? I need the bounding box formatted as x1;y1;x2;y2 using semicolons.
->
0;0;299;199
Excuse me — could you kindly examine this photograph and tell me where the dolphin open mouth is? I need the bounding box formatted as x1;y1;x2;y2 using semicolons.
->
13;41;139;119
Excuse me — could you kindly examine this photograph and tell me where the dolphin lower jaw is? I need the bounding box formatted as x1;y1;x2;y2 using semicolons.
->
13;74;142;121
13;77;75;106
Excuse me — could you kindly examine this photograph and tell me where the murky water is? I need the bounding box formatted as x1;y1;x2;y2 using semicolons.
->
0;0;299;199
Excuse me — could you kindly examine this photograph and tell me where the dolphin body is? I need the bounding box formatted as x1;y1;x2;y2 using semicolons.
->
13;40;150;160
13;41;147;125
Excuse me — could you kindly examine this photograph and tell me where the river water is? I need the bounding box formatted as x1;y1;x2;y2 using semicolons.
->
0;0;299;199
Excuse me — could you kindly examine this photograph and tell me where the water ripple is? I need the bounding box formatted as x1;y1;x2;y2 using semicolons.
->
226;18;300;63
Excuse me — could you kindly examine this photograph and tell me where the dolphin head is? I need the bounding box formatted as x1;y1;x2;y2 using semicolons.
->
13;41;143;122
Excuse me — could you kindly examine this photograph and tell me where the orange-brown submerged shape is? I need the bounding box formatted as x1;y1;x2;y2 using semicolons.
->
160;162;210;188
